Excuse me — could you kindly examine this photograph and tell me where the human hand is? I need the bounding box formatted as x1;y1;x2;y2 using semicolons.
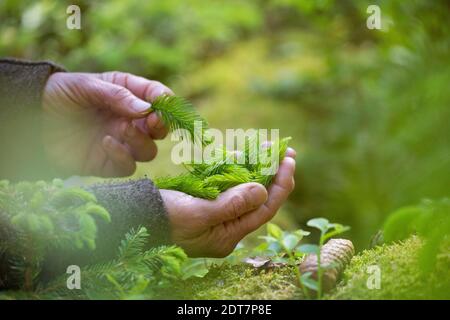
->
161;148;296;257
42;71;173;177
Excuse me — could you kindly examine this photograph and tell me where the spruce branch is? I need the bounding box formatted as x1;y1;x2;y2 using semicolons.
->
149;95;210;145
36;227;188;299
154;135;292;198
155;174;220;199
118;227;149;261
204;166;252;191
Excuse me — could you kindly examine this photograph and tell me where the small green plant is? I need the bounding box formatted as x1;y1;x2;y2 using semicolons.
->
302;218;350;299
254;218;350;299
257;222;311;298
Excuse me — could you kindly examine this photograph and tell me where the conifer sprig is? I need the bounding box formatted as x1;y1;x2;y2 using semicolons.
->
35;227;188;299
155;136;292;199
155;174;220;199
148;95;209;145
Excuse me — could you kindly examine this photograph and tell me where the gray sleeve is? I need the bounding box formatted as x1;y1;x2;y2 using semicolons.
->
0;58;65;181
86;178;171;250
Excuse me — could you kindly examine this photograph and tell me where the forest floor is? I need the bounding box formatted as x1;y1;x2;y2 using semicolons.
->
156;236;450;300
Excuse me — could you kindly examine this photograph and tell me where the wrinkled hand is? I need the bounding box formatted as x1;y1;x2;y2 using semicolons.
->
42;71;173;177
161;149;296;257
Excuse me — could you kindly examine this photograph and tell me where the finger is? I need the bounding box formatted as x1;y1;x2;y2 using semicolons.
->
99;71;174;102
286;147;296;159
102;135;137;177
130;116;169;141
261;156;296;216
120;122;158;161
86;78;151;118
238;157;296;235
146;112;169;140
100;72;172;136
201;183;268;225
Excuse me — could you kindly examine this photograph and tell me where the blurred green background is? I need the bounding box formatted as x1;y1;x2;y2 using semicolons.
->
1;0;449;249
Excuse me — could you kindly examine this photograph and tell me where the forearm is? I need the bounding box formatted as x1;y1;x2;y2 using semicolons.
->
0;58;65;181
87;179;170;248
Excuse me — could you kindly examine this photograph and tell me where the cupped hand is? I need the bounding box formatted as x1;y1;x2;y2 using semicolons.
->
161;148;296;257
42;71;173;177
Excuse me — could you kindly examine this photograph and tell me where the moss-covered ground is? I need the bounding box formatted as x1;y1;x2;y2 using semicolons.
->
156;236;449;300
329;236;450;300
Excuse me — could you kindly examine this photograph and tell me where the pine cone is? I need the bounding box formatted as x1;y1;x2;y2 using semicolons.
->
299;238;354;293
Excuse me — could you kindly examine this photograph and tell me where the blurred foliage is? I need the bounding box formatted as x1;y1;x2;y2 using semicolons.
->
383;198;450;273
1;0;449;249
0;179;111;290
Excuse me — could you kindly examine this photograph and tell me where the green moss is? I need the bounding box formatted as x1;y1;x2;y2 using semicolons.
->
156;236;449;300
328;236;450;300
156;264;303;300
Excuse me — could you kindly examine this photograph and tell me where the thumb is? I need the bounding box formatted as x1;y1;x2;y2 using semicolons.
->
87;79;151;118
205;183;268;225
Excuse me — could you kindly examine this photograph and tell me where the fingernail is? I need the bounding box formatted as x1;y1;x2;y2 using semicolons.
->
132;99;151;113
155;88;165;97
286;147;296;158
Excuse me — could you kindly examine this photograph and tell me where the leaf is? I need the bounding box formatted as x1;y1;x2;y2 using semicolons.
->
294;229;311;238
258;235;278;243
252;242;270;254
323;224;350;242
282;234;300;251
297;244;320;255
181;259;210;280
243;256;271;268
307;218;330;233
267;241;282;254
244;256;288;269
267;223;283;239
300;272;319;291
